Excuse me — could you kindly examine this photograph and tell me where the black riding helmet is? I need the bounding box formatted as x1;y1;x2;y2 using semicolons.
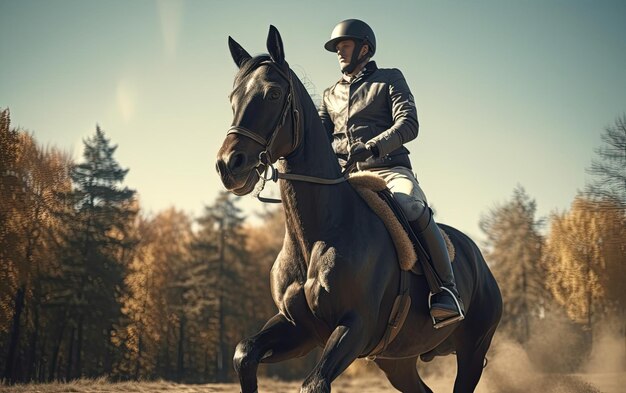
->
324;19;376;74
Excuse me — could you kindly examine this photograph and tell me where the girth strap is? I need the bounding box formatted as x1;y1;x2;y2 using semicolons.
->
366;269;411;360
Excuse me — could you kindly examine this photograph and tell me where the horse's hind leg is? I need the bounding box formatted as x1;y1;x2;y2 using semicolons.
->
452;266;502;393
234;313;316;393
375;357;433;393
452;322;498;393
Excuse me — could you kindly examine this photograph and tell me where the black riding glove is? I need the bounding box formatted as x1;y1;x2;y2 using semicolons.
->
348;142;377;163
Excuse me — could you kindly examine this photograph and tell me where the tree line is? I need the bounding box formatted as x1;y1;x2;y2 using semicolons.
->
0;108;320;384
479;115;625;370
1;107;624;382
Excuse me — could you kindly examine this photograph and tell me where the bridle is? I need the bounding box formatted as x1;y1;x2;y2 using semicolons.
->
227;60;301;165
226;60;352;203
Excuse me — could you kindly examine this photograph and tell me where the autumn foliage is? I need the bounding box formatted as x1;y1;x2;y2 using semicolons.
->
478;115;625;370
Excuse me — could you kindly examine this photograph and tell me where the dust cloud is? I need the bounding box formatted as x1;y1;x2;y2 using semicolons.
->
411;319;625;393
584;325;626;373
346;316;626;392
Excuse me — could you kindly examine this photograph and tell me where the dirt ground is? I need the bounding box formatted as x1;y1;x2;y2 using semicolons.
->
1;371;623;393
3;335;625;393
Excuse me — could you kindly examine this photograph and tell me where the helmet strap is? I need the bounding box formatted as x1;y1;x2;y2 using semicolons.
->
341;40;368;75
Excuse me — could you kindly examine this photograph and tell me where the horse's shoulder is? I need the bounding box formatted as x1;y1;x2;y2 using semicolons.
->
270;244;306;289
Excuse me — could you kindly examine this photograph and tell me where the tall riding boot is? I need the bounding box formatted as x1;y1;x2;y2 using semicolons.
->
410;206;465;326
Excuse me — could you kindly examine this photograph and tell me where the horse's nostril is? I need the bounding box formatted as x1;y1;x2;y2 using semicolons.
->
228;152;246;172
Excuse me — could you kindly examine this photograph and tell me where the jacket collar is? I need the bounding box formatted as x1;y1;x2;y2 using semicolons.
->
340;61;378;84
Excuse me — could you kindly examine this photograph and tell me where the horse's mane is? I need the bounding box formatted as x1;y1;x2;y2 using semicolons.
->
291;64;322;108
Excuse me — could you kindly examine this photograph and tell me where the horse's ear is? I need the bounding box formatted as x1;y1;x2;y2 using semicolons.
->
228;36;251;69
266;25;285;65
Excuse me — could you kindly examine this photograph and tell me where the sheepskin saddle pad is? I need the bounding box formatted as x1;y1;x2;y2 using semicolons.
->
347;172;455;275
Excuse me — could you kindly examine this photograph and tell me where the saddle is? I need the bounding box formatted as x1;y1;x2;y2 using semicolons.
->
347;172;455;275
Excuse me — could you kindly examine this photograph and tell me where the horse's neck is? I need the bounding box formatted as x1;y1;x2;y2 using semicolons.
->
279;79;340;179
277;79;347;261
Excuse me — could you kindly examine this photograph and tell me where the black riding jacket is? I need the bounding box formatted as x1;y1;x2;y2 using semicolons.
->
318;61;419;170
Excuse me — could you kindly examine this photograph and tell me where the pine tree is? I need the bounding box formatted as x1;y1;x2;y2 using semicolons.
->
583;113;626;340
480;186;544;343
54;125;137;378
185;215;219;381
194;191;249;382
586;114;626;208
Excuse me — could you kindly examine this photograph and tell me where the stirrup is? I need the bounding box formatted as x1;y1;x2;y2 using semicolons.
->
427;287;465;329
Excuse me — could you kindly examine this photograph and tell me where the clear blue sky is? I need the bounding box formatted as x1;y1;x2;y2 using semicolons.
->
1;0;625;240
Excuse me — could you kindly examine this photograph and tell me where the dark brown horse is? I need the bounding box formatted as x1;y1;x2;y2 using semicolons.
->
216;26;502;393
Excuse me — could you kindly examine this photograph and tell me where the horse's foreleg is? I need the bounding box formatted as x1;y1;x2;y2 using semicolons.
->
234;313;316;393
300;313;365;393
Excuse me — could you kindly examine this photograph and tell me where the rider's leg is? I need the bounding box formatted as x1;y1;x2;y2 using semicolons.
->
371;166;464;323
412;203;465;320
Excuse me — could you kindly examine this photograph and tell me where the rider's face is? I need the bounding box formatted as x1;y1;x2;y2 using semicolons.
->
336;40;369;72
336;40;355;70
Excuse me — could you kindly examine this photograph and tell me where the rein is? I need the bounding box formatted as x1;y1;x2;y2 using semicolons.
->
254;159;356;203
227;60;352;203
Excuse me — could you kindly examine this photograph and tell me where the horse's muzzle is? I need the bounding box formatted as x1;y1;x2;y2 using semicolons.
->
215;151;258;195
216;150;248;177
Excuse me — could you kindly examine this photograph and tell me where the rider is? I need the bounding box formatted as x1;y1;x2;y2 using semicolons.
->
318;19;464;326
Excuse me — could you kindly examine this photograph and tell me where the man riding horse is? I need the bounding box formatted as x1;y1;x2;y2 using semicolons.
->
218;24;501;392
319;19;464;326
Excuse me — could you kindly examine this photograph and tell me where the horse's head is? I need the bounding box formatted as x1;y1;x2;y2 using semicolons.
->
216;26;301;196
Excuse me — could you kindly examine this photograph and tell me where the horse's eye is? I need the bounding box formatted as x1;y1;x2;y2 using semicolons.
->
268;89;282;100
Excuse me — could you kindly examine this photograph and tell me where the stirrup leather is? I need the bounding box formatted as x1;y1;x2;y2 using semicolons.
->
427;287;465;329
